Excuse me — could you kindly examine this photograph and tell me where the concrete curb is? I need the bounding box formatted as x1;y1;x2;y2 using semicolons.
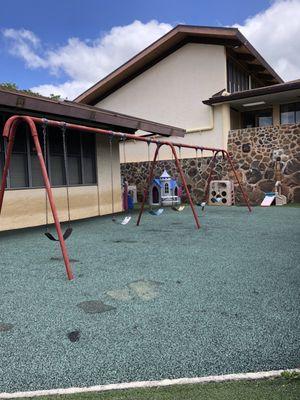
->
1;368;299;398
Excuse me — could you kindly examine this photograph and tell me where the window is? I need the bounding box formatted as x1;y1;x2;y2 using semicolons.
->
9;123;29;188
29;130;45;187
227;60;250;93
164;182;169;194
242;109;273;128
0;116;97;189
82;134;96;184
0;136;5;184
280;102;300;124
49;127;66;186
67;130;82;185
0;116;5;183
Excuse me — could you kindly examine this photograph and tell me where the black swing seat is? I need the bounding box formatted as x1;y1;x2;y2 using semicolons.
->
44;227;73;241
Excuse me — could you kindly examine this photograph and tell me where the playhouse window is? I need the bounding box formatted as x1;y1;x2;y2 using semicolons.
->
164;182;169;194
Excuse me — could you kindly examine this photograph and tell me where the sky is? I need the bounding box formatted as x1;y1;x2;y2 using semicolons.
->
0;0;300;100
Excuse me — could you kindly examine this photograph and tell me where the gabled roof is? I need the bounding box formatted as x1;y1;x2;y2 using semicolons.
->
203;79;300;105
160;169;171;179
75;25;283;105
0;88;185;137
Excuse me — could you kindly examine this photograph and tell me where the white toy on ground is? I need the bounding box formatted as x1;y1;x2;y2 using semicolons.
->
261;181;287;207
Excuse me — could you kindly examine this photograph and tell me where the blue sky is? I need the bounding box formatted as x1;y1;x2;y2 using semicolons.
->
0;0;299;99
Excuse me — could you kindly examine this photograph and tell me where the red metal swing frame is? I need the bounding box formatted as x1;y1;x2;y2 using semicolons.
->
0;115;251;280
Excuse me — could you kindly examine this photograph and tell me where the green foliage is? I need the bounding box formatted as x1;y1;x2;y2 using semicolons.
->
281;370;300;380
0;82;18;90
0;82;61;101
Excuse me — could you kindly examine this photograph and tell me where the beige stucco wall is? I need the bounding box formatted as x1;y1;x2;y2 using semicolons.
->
96;43;229;162
0;135;122;232
117;103;229;163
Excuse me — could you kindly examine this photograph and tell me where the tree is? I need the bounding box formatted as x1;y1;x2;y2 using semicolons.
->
0;82;61;101
0;82;18;91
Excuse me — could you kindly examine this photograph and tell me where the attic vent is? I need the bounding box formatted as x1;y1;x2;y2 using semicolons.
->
16;97;25;107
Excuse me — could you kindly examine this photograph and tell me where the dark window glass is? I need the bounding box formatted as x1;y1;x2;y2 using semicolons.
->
29;130;44;187
227;60;249;93
67;131;82;185
10;123;28;188
280;102;300;124
0;117;5;183
242;109;273;128
49;128;66;186
82;134;96;184
0;114;97;188
0;136;5;184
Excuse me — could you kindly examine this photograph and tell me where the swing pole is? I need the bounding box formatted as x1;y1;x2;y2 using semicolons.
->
136;143;161;226
223;150;252;212
169;143;200;229
1;115;252;225
0;123;15;212
1;115;74;281
203;150;220;204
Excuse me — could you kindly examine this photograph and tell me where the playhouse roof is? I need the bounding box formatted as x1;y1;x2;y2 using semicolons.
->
153;178;162;188
160;170;171;179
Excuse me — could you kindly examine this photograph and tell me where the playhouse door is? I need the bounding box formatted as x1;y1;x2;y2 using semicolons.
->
152;187;159;204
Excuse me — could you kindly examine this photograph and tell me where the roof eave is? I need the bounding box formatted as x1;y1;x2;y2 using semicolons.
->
203;80;300;106
0;89;185;137
74;25;283;105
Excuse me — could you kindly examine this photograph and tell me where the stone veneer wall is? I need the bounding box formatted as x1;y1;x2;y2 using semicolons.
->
227;124;300;204
121;123;300;205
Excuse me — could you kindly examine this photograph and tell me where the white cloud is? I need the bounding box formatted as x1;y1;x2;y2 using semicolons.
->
234;0;300;81
2;20;172;99
3;28;47;69
3;2;300;100
30;81;89;100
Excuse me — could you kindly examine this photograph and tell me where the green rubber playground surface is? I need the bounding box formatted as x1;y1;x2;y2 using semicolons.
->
0;206;299;393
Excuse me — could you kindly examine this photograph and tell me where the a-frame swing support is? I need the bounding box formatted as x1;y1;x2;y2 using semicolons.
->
0;116;74;280
0;115;252;281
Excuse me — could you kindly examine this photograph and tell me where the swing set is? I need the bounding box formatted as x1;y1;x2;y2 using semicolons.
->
0;115;251;281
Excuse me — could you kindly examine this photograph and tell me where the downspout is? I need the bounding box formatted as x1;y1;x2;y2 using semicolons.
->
186;105;214;133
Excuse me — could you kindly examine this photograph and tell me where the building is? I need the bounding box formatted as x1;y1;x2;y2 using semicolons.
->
76;25;300;203
0;88;184;231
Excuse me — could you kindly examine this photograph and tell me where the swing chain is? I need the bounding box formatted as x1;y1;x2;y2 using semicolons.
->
109;133;115;217
60;122;71;226
146;140;151;209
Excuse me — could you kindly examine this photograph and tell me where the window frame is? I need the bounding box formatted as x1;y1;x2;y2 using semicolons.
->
164;182;169;195
241;108;273;129
280;102;300;125
0;121;98;190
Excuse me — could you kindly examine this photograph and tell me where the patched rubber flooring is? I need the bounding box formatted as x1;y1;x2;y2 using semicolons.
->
0;206;299;392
